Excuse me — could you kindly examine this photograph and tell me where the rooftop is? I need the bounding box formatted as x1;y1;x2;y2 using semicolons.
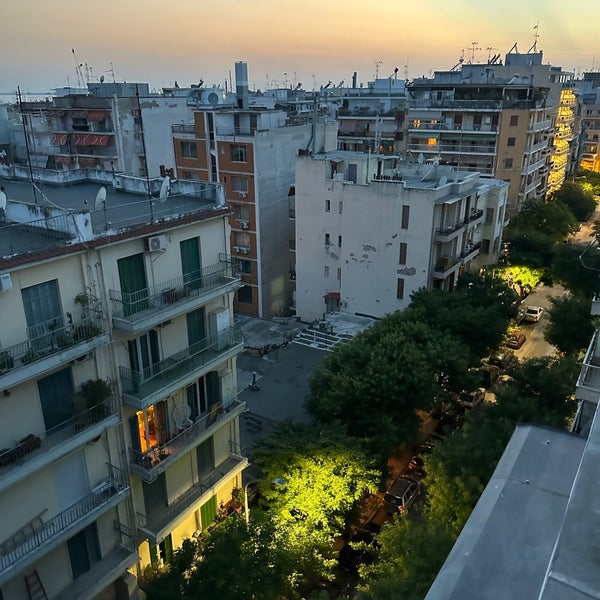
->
0;179;225;265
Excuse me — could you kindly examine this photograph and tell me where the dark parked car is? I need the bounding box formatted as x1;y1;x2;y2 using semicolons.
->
488;349;517;370
383;476;422;513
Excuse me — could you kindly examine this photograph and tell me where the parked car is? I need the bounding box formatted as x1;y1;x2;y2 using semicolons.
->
488;349;517;370
523;306;544;322
505;330;527;349
457;387;486;409
383;476;422;513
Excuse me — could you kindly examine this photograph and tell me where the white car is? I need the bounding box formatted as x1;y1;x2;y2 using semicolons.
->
523;306;544;322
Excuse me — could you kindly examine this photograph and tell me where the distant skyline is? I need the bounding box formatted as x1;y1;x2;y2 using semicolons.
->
3;0;599;95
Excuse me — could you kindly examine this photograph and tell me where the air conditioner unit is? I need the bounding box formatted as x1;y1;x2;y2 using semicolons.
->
238;191;247;199
233;245;243;253
146;235;168;252
239;220;249;229
239;246;250;254
0;273;12;292
339;300;347;308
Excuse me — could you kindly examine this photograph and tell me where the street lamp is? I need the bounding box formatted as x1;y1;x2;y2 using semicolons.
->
244;478;287;526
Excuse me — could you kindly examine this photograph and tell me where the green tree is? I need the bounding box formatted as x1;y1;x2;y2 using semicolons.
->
307;314;469;462
549;242;600;297
551;181;596;222
544;294;595;355
494;265;544;299
359;516;455;600
250;421;380;578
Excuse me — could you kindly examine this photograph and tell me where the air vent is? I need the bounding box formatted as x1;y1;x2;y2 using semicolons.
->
0;273;12;292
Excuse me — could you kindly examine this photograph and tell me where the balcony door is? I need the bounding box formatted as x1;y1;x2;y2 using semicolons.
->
67;523;101;579
143;473;168;517
22;279;63;350
54;450;88;511
181;237;202;290
187;308;206;353
38;367;75;432
118;253;147;315
128;330;160;381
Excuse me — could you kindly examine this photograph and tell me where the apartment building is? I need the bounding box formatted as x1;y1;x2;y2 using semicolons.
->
577;72;600;173
406;49;576;213
0;178;246;598
7;82;193;179
172;62;337;318
294;152;508;322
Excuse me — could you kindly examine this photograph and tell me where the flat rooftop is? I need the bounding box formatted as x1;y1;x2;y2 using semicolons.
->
0;179;221;260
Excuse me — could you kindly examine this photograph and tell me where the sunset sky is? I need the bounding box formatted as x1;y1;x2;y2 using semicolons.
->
3;0;599;94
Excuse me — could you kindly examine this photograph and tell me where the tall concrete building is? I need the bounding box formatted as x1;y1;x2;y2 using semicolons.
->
0;176;246;598
577;72;600;173
172;62;337;318
294;152;508;322
406;48;577;213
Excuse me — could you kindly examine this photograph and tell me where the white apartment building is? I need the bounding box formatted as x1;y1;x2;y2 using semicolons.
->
294;152;507;322
0;179;246;598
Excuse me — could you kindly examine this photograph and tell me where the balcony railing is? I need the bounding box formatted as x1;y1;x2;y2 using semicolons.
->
0;308;106;382
120;325;243;404
110;260;239;322
138;449;247;539
0;397;118;483
433;255;461;276
130;400;245;481
171;123;196;134
0;464;128;576
461;241;481;259
436;221;465;237
465;209;484;224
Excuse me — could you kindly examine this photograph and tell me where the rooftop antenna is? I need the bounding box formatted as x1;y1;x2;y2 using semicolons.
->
528;22;540;53
469;42;482;64
17;86;39;205
107;62;116;83
135;84;154;223
486;47;498;63
71;49;84;88
450;51;465;71
312;74;316;91
404;58;409;81
375;60;383;79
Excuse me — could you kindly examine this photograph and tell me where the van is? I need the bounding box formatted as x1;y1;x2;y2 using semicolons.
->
383;476;422;513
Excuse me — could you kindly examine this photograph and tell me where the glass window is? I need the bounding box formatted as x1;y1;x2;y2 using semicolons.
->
237;286;253;304
232;176;248;193
325;233;331;246
507;137;516;147
510;115;519;126
401;205;410;229
399;242;407;265
230;144;247;162
237;259;252;274
397;278;405;300
325;200;331;212
324;266;330;278
180;141;197;159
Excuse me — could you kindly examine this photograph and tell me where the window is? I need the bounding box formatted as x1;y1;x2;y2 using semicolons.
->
397;278;405;300
348;163;358;183
237;286;253;304
67;523;101;578
338;235;342;248
504;158;513;169
339;201;343;214
38;368;74;431
481;239;491;254
237;259;251;274
337;268;341;280
509;115;519;126
230;144;247;162
325;233;331;246
507;137;516;147
401;205;410;229
233;204;250;221
325;200;331;212
324;266;330;278
180;141;198;159
232;176;248;194
118;253;148;315
22;279;62;345
234;232;250;248
399;242;407;265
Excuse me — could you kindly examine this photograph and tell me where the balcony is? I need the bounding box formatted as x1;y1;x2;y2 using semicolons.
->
171;123;196;135
130;400;246;482
522;157;547;176
464;208;484;226
110;258;241;334
0;309;109;390
58;545;138;600
138;450;247;543
432;256;461;278
435;221;465;241
576;329;600;403
0;464;129;587
529;119;552;133
461;241;481;261
0;397;119;491
120;325;243;410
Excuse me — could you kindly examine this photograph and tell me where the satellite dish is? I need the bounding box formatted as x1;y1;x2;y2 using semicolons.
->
94;187;106;210
207;91;220;105
159;177;171;203
100;75;105;83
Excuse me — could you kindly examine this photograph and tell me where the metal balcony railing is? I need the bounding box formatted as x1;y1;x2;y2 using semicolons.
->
109;258;239;320
0;309;105;377
171;123;196;134
0;464;127;572
465;209;484;224
0;397;117;473
130;400;245;477
120;325;243;400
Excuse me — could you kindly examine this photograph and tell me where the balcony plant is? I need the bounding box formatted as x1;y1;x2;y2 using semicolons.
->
75;379;112;427
0;351;14;374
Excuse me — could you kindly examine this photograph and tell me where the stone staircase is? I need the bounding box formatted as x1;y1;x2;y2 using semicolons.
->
292;326;354;352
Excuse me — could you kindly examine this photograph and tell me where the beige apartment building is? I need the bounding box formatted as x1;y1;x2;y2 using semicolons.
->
0;178;246;598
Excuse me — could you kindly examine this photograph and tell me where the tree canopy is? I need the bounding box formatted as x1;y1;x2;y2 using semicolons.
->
551;181;596;222
544;294;595;355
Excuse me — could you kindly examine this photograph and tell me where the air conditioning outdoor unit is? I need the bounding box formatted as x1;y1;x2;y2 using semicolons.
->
239;246;250;254
233;246;242;253
339;300;347;308
239;191;247;199
146;235;168;252
239;220;249;229
0;273;12;292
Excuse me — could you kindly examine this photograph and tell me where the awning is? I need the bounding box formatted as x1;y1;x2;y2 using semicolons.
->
71;110;88;119
86;110;107;121
323;291;340;300
74;134;110;146
51;133;68;145
55;155;71;164
78;157;97;167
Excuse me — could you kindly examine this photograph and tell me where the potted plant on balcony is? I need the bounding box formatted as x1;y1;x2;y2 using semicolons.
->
75;379;112;428
0;351;14;374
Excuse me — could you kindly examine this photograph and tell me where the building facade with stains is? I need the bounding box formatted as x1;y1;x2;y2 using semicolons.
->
294;151;508;322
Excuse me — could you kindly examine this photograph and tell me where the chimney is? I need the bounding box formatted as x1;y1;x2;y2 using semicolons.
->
352;72;357;88
235;61;249;109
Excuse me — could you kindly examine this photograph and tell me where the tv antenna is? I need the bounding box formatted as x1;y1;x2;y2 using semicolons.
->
529;22;540;53
375;60;383;79
469;42;482;64
71;49;84;88
485;47;498;62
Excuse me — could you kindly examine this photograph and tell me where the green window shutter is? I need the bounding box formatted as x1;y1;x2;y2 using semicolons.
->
187;307;206;351
149;544;158;567
200;495;217;530
180;237;202;290
163;534;173;564
117;253;148;315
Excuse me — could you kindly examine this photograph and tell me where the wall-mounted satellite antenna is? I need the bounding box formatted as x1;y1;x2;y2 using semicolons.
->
94;186;109;230
159;177;171;204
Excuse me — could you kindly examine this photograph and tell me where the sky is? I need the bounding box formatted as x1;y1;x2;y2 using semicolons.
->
2;0;599;95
